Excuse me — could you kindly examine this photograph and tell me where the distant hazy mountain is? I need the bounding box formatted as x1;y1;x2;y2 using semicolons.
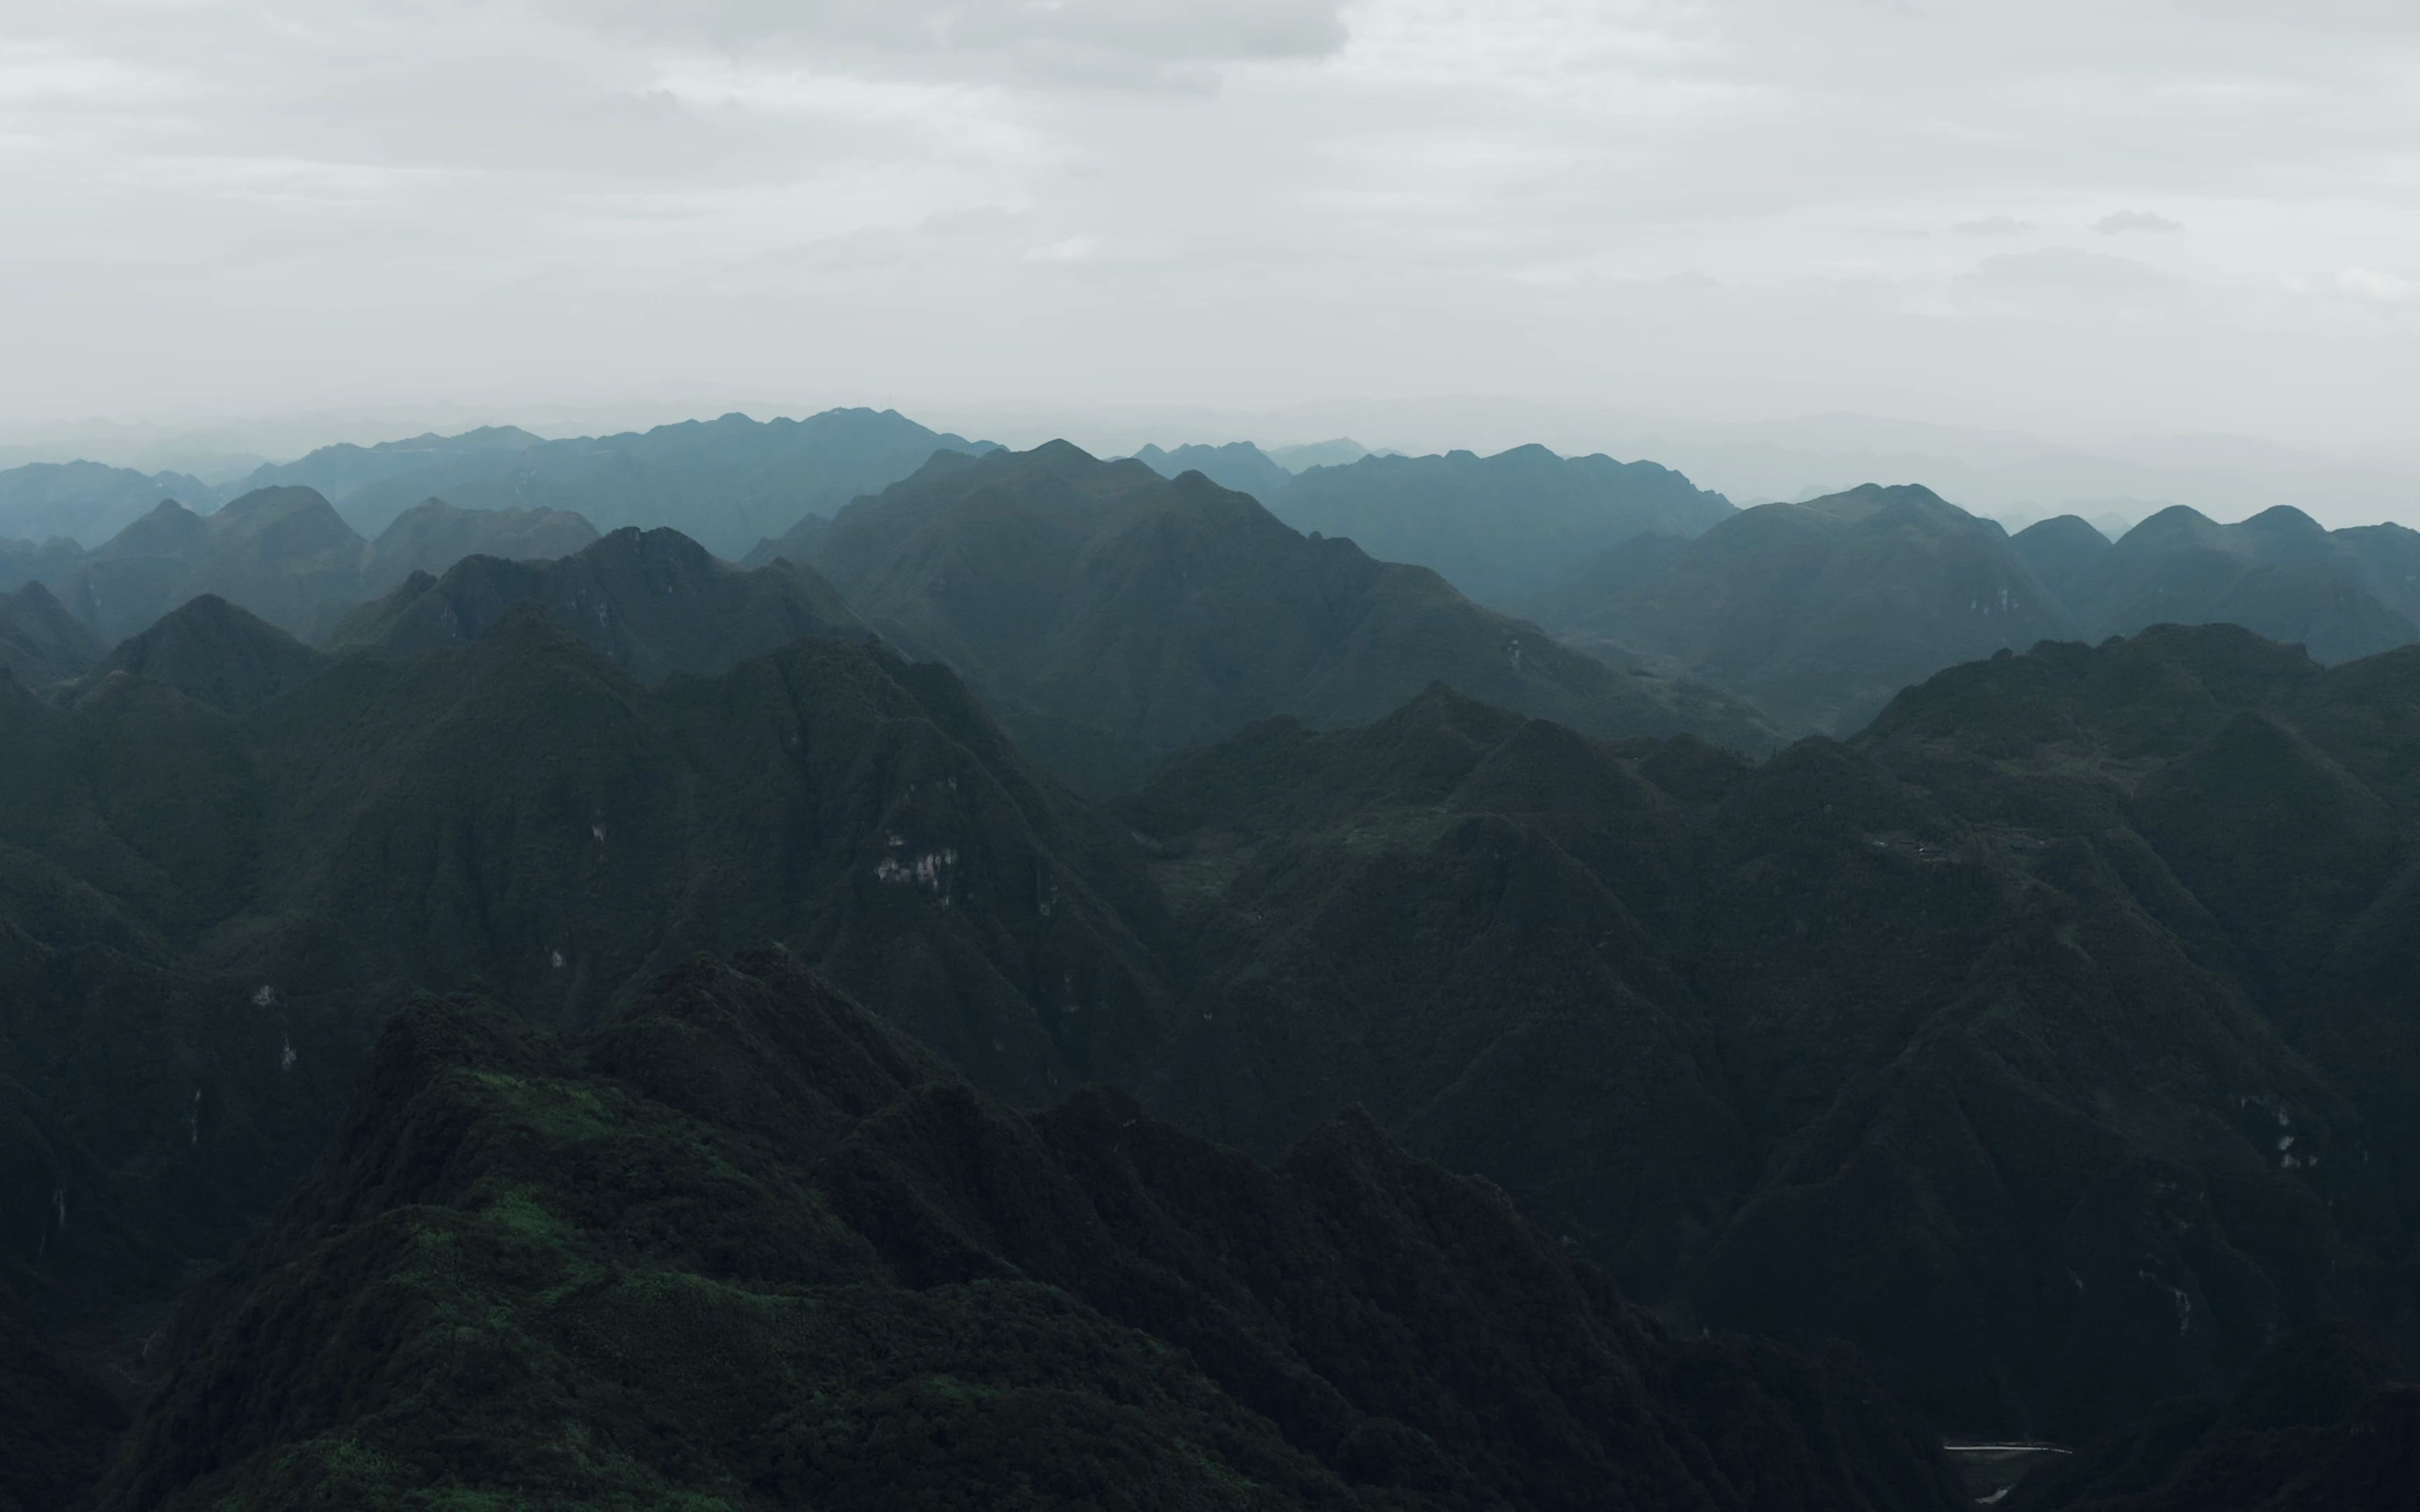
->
0;460;223;547
1531;483;2075;734
233;425;545;511
15;487;615;649
2008;512;2114;602
359;498;599;594
1267;436;1369;472
1267;444;1738;610
260;408;996;555
0;582;103;686
0;536;86;593
1128;440;1295;500
331;525;868;684
54;487;368;644
792;441;1775;792
2065;505;2420;664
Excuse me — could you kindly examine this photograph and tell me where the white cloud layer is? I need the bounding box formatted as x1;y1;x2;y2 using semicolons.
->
3;0;2417;450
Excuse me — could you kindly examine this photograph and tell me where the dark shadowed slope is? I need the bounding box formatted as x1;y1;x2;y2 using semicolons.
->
1531;483;2079;734
358;497;599;594
2008;1324;2415;1511
330;524;868;683
0;580;104;685
0;459;223;547
1123;624;2420;1443
256;409;999;553
1267;444;1737;610
793;441;1774;794
85;595;326;715
0;1282;127;1512
0;613;1181;1331
96;951;1963;1512
1131;440;1298;499
2066;505;2420;664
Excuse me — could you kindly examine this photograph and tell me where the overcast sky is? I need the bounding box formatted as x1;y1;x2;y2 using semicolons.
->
5;1;2418;452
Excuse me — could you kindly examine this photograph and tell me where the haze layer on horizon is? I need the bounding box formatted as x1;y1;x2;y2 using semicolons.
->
6;1;2418;456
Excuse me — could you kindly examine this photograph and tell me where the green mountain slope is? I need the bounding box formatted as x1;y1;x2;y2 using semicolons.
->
793;442;1774;794
95;952;1963;1512
83;594;325;715
0;614;1180;1336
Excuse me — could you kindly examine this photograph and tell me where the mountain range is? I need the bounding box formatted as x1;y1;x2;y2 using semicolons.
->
8;573;2416;1464
1116;621;2420;1443
0;461;225;548
6;410;2420;1508
1267;444;1740;609
1124;439;1739;610
1528;487;2420;736
756;441;1774;793
244;407;997;554
2;489;606;653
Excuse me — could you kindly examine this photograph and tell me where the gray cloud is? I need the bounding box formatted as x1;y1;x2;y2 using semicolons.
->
1;1;2417;456
1969;248;2174;289
2096;209;2184;234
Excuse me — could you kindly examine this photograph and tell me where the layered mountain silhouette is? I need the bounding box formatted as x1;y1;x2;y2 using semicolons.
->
1268;437;1372;472
2057;504;2420;664
250;408;996;554
95;952;1963;1511
1120;623;2420;1440
11;486;607;650
1530;483;2080;734
0;535;85;594
1129;439;1297;499
777;441;1774;793
0;580;103;685
2009;512;2115;591
1533;489;2420;738
230;423;544;517
0;458;225;547
331;525;865;683
1267;444;1739;609
358;497;598;594
51;487;367;644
